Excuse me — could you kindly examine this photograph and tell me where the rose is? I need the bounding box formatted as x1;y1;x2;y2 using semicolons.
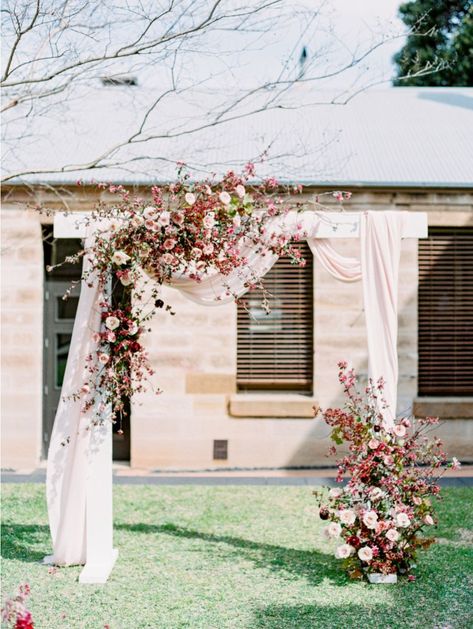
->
357;546;373;562
324;522;342;539
362;511;378;529
131;214;144;228
412;496;422;506
145;219;159;231
173;212;185;226
383;455;394;467
98;353;109;364
143;206;157;219
163;238;176;251
424;514;434;526
393;424;406;438
120;271;133;286
370;487;385;501
157;211;171;226
219;191;231;205
112;251;130;265
191;247;202;259
386;528;400;542
338;509;356;525
395;513;411;528
329;488;342;498
335;544;354;559
203;243;214;255
203;212;216;229
127;322;139;336
105;316;120;330
184;192;196;205
368;438;380;449
106;331;116;342
235;184;246;199
161;253;174;265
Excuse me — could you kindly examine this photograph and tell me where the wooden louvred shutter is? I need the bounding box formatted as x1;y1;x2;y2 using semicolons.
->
237;241;313;392
418;226;473;396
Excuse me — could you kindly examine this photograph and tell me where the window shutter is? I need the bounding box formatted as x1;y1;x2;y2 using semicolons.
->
418;226;473;396
237;241;313;392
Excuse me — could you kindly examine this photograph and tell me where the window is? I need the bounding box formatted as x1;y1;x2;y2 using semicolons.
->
418;226;473;396
237;241;313;392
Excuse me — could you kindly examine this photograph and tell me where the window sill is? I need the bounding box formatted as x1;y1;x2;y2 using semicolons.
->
228;394;318;418
413;397;473;419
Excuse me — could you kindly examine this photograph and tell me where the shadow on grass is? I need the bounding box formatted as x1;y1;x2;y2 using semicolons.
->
252;602;381;629
1;524;50;563
117;522;346;587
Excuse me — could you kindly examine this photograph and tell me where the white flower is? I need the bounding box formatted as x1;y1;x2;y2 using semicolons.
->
393;424;406;438
357;546;373;562
120;273;133;287
395;512;411;528
386;528;400;542
105;316;120;330
335;544;354;559
424;514;434;526
185;192;196;205
203;212;216;229
98;353;109;365
143;206;157;219
233;214;241;228
324;522;342;539
451;457;461;470
127;322;139;336
235;184;246;199
145;219;159;231
112;251;130;265
219;190;231;205
362;511;379;529
157;211;171;226
370;487;385;501
338;509;356;526
368;438;380;449
131;214;144;228
329;488;342;499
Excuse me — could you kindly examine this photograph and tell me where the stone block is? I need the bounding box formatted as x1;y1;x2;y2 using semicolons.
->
186;372;236;394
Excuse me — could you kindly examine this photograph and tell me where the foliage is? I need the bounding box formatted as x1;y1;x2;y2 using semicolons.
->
315;362;461;580
2;484;473;629
393;0;473;86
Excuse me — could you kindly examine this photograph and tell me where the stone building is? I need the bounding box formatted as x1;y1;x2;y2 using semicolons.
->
1;87;472;470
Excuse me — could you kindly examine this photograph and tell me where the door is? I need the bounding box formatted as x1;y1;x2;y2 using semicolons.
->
42;229;130;460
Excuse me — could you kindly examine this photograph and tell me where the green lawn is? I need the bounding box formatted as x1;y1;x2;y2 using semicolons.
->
1;485;473;629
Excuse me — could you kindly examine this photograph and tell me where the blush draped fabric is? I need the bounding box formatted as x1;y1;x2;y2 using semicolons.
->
46;210;405;566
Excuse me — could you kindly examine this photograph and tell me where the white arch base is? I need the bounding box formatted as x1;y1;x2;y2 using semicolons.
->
49;210;427;584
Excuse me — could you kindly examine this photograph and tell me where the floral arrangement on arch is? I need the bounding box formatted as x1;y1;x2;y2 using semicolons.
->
52;163;335;429
315;362;460;582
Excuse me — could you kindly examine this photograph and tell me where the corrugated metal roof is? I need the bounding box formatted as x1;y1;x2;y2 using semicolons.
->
3;87;473;187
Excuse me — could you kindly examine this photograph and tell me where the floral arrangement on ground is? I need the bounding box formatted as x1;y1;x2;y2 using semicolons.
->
315;362;461;582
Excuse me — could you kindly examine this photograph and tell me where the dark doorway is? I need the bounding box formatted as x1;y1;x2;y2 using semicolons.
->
42;227;131;461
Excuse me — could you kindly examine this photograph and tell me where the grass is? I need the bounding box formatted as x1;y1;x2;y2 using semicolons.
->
1;485;473;629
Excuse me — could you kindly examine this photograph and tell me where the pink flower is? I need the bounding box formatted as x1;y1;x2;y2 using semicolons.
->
362;511;379;529
357;546;373;562
451;457;461;471
335;544;354;559
368;438;380;450
184;192;196;205
106;331;116;342
203;212;216;229
161;253;174;265
412;496;422;506
143;206;157;219
219;191;231;205
119;270;133;286
203;243;214;255
386;528;400;542
191;247;202;259
339;509;356;525
383;455;394;467
145;219;159;231
98;353;109;364
393;424;407;438
235;184;246;198
173;212;185;226
131;214;144;228
163;238;176;251
424;514;434;526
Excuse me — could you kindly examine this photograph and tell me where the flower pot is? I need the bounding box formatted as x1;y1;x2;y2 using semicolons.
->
367;573;397;584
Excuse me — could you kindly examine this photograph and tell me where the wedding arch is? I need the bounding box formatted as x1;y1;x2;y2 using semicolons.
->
43;174;427;583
